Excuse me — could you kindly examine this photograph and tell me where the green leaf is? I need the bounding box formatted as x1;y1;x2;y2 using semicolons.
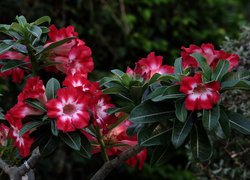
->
102;87;124;94
172;113;194;148
126;123;144;136
51;121;59;136
191;53;211;81
174;57;183;75
202;105;220;131
40;136;58;157
150;144;174;166
211;60;229;81
1;60;29;72
215;110;230;139
152;85;185;102
190;124;213;161
37;37;76;55
106;106;131;115
222;71;250;81
0;41;16;54
229;112;250;135
27;25;42;39
10;22;24;34
98;77;120;87
144;85;168;101
175;98;187;123
77;135;92;159
16;16;27;27
60;132;81;150
111;69;125;79
129;100;175;123
20;121;48;137
46;78;61;100
157;74;178;82
33;16;51;25
139;126;172;147
25;98;46;112
221;80;250;90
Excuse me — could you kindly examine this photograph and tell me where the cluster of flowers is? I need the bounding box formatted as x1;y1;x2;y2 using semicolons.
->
0;23;239;169
0;25;147;169
180;44;239;110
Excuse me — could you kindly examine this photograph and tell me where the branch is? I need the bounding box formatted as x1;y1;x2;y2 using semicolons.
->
0;147;40;180
90;144;143;180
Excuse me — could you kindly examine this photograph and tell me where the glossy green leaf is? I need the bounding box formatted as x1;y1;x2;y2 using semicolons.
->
126;123;144;136
77;135;91;159
144;85;168;101
27;25;42;39
221;80;250;90
40;136;58;157
20;121;48;137
51;121;59;136
0;41;16;54
111;69;125;78
129;100;175;123
46;78;61;100
139;126;172;147
37;36;76;55
229;112;250;134
25;98;46;112
174;57;183;75
191;53;211;81
222;70;250;81
33;16;51;25
215;110;230;139
16;16;27;27
150;144;174;166
1;60;28;72
152;85;185;102
190;124;213;161
175;98;187;122
211;60;229;81
172;113;194;148
60;132;81;150
202;105;220;131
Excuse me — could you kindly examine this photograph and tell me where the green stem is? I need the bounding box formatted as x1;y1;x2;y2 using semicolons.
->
27;45;39;76
95;126;109;162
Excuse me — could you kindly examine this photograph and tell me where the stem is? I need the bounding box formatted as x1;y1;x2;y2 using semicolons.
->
95;126;109;162
27;45;39;76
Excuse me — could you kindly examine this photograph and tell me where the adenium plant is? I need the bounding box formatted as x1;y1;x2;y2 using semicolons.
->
0;16;249;180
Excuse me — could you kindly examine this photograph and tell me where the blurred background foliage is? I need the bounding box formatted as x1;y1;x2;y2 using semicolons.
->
0;0;250;179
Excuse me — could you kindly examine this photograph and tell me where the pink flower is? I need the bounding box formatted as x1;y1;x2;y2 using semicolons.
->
84;118;147;170
18;77;47;104
127;52;174;80
45;25;94;77
0;123;9;146
181;43;239;71
9;124;33;157
179;73;221;110
63;73;101;97
91;95;117;132
0;51;29;83
4;114;33;157
46;87;90;132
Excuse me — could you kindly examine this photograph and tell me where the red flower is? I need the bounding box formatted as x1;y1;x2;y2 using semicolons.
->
84;118;147;170
179;73;221;110
4;114;33;157
181;43;239;71
91;95;117;132
127;52;174;80
18;77;47;103
46;87;90;132
9;123;33;157
0;51;29;83
63;73;101;97
46;25;94;77
0;123;9;146
126;149;147;170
